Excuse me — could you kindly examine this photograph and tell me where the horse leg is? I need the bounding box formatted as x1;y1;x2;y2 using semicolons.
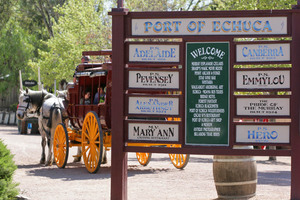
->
45;136;53;166
101;148;107;164
73;147;82;162
40;136;46;164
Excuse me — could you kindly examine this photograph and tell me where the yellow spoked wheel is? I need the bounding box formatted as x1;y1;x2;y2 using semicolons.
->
82;111;103;173
53;123;69;168
136;152;152;166
169;145;190;169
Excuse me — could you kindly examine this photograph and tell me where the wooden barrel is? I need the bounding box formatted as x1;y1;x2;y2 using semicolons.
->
213;146;257;199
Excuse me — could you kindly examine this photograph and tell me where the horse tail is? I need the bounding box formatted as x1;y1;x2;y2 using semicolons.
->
47;103;63;128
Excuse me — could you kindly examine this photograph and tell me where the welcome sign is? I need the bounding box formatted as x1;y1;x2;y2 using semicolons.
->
132;17;287;36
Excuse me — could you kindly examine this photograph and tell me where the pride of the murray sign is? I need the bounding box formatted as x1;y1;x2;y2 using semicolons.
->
132;17;287;35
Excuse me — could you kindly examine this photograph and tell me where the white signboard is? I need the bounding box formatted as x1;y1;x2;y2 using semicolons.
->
236;70;290;89
129;44;180;62
236;43;290;62
128;123;179;141
236;98;290;116
128;96;179;115
236;125;290;143
132;17;287;36
128;71;179;89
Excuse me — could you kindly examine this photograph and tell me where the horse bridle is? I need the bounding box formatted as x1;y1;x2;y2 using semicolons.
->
18;95;32;116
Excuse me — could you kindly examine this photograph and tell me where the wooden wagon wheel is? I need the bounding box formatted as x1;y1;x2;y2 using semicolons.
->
168;144;190;169
81;111;103;173
136;152;152;166
53;123;69;168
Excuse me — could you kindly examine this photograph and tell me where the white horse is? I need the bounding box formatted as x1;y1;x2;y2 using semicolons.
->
17;88;68;166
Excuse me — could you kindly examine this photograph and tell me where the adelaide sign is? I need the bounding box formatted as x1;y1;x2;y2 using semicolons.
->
132;17;287;36
129;44;180;62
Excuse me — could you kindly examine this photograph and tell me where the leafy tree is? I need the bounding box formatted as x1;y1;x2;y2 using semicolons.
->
30;0;112;87
0;18;34;93
0;0;13;29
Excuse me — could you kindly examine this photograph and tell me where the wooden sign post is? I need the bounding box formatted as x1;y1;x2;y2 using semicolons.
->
110;3;300;199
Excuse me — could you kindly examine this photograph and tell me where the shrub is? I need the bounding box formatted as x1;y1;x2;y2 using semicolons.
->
0;139;19;199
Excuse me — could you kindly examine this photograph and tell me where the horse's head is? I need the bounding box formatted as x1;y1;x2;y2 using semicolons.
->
16;88;47;120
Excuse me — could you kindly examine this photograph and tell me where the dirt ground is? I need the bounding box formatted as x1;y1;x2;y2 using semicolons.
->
0;125;291;200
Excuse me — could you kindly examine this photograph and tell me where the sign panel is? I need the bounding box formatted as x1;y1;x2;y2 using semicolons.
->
128;123;179;142
236;70;290;89
128;96;179;115
236;97;290;116
236;43;290;62
129;44;180;62
236;125;290;143
132;17;287;36
23;80;37;87
128;70;179;89
186;42;229;146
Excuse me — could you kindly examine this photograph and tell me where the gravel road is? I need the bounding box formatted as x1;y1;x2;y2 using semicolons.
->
0;125;291;200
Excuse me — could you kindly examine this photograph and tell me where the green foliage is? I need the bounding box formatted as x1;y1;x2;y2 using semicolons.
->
30;0;112;87
9;103;18;112
206;0;297;10
0;140;19;199
0;18;35;93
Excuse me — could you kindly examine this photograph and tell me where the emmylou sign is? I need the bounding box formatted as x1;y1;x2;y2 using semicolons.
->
236;43;290;62
128;123;179;141
128;96;179;115
236;70;290;89
128;70;179;89
129;44;179;62
132;17;287;35
236;125;290;143
236;97;290;116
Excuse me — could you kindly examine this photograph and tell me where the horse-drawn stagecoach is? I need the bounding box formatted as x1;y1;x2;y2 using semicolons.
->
18;50;189;173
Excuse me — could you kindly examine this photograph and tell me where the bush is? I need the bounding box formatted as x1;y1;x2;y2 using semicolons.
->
0;139;19;199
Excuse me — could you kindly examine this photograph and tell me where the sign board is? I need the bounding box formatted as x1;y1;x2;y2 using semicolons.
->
128;122;179;142
128;70;179;89
128;96;179;115
186;42;229;146
23;80;37;87
236;97;290;116
236;43;290;62
129;44;180;62
132;17;287;36
236;125;290;143
236;70;290;89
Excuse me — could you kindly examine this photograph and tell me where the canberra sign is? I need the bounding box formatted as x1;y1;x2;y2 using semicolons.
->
132;17;287;35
